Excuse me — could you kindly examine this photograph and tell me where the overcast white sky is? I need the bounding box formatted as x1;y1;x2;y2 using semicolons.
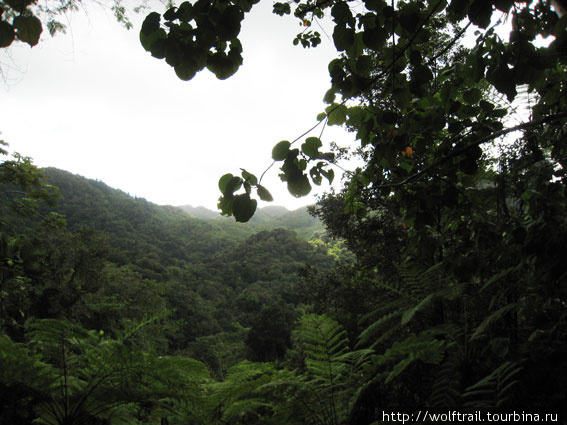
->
0;1;355;211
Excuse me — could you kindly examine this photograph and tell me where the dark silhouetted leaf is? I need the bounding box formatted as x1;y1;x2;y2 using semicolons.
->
241;169;258;185
0;21;15;48
272;141;291;161
301;137;322;158
257;184;273;202
14;15;42;46
333;25;355;51
287;174;312;197
232;193;257;222
468;0;493;29
218;173;234;193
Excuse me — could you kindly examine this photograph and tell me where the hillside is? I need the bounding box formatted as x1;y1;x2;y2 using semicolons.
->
0;166;334;375
14;168;321;266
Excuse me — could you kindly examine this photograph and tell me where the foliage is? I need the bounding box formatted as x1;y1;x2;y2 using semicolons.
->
0;0;147;49
1;317;211;425
1;165;340;423
208;314;371;425
142;0;567;222
136;0;567;419
3;0;567;422
1;141;61;225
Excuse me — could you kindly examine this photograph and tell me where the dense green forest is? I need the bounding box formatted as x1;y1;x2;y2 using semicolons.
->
0;164;344;422
2;0;567;424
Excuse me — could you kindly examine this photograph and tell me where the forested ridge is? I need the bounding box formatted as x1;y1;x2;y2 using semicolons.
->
2;0;567;424
0;165;346;423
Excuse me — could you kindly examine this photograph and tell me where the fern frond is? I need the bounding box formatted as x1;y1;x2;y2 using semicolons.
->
377;328;453;384
462;361;523;409
0;333;56;390
356;301;406;349
428;348;463;409
401;293;437;325
470;303;516;341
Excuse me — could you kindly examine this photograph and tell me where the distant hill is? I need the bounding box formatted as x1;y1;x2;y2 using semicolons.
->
5;168;324;269
178;205;224;220
177;203;322;238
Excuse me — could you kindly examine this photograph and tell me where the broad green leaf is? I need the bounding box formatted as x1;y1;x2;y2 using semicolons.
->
272;140;291;161
463;87;482;104
487;65;517;102
479;100;495;111
409;50;422;66
321;168;335;184
177;1;193;20
232;193;257;222
446;0;469;22
257;185;273;202
364;0;384;12
287;174;311;197
174;58;198;81
0;21;15;48
141;12;161;36
223;176;243;196
301;137;322;158
362;26;388;50
207;53;239;80
412;64;433;83
218;5;244;41
331;2;353;24
218;173;234;193
140;14;166;53
218;194;233;215
468;0;493;29
310;167;322;185
323;89;336;104
240;169;258;185
326;104;347;126
346;31;365;58
163;7;178;21
273;2;291;15
14;15;42;46
333;24;355;51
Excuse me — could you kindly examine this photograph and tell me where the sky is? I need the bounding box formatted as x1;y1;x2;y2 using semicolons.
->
0;0;355;211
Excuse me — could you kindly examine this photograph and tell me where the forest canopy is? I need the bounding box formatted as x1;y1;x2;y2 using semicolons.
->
2;0;567;424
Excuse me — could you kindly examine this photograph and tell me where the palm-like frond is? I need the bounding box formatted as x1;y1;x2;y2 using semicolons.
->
462;361;523;409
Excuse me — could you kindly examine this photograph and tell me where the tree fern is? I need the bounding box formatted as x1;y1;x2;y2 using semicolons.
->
209;315;373;425
0;333;56;391
22;317;211;425
376;328;453;385
357;262;459;350
293;314;372;425
208;360;297;424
